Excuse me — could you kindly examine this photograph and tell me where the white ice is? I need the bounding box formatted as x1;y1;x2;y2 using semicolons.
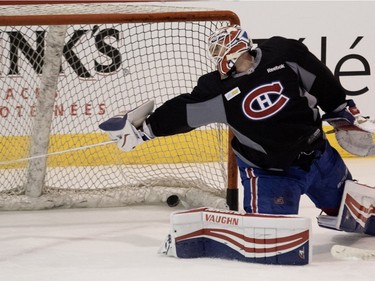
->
1;158;374;281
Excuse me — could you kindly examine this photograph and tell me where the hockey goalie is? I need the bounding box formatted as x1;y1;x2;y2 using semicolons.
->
99;25;375;265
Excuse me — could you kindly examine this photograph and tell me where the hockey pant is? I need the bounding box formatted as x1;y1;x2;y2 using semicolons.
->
236;141;352;215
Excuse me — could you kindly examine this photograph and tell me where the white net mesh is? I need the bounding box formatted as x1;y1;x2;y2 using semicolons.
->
0;4;237;210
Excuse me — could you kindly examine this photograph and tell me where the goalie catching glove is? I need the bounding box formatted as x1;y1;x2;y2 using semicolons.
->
322;99;371;131
99;100;155;152
322;99;375;156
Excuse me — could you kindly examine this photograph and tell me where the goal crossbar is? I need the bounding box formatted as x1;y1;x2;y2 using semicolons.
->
0;4;240;26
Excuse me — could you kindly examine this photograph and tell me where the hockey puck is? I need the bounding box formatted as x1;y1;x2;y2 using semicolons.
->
166;195;180;207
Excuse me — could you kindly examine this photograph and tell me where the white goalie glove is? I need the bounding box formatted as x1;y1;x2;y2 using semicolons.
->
322;99;375;156
99;100;155;152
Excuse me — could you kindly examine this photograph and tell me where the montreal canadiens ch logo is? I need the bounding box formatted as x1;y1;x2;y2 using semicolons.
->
242;82;289;120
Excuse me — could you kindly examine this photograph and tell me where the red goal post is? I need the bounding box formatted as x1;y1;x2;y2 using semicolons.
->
0;1;239;210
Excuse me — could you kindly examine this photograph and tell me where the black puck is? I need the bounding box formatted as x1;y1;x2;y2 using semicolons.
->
166;195;180;207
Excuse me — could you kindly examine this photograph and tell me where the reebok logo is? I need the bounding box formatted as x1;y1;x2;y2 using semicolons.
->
267;64;285;73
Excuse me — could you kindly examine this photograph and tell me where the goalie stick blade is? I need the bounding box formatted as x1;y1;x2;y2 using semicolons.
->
331;245;375;261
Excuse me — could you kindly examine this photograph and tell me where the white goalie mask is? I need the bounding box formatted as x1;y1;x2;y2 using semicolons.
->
208;25;252;79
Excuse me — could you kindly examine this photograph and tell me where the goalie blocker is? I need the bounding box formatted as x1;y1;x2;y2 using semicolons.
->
318;180;375;235
99;100;155;152
159;208;311;265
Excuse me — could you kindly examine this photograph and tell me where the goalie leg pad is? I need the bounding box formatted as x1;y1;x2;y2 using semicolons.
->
337;180;375;235
159;208;311;265
318;180;375;235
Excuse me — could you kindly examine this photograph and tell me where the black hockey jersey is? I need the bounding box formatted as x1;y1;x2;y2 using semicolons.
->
146;37;347;170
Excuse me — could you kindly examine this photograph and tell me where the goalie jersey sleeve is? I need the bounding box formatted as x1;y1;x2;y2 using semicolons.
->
146;37;347;170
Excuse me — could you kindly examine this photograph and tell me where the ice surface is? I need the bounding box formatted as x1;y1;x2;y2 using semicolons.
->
0;158;374;281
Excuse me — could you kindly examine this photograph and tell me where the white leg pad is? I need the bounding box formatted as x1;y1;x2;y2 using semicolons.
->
336;180;375;235
159;207;311;265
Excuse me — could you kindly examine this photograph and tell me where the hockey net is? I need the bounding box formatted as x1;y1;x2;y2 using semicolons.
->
0;2;239;210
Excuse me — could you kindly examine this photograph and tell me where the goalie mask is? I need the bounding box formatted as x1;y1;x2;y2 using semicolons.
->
208;25;252;79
